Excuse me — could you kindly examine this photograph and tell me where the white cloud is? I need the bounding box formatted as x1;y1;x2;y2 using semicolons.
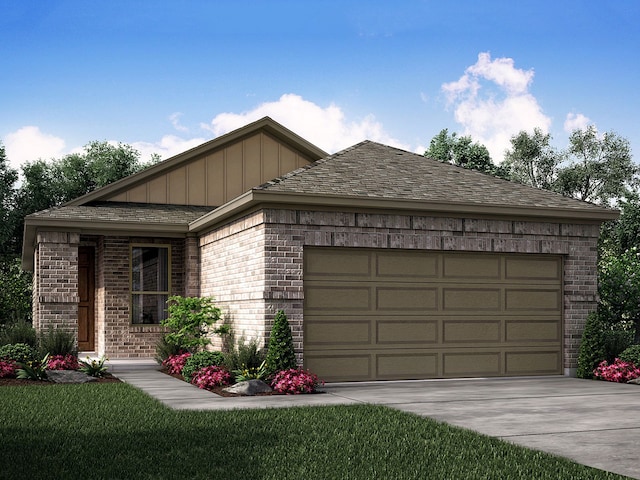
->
169;112;189;133
564;112;591;132
442;52;551;161
3;126;66;171
201;93;409;153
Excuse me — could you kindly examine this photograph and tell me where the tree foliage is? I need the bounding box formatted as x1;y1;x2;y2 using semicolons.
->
0;143;19;259
555;126;638;205
503;128;562;190
425;129;509;179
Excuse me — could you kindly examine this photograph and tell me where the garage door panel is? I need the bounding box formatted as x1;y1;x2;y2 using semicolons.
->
505;351;561;375
506;257;561;280
305;320;371;345
443;288;501;311
376;320;438;344
443;320;501;343
443;352;501;376
443;255;501;279
505;289;561;311
304;249;371;279
506;320;560;342
305;354;371;381
376;287;438;311
305;286;371;311
376;252;438;279
377;353;437;379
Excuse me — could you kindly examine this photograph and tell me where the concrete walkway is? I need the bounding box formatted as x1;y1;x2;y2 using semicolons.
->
107;359;640;479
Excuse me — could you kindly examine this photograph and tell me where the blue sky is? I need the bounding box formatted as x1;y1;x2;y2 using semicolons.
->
1;1;639;171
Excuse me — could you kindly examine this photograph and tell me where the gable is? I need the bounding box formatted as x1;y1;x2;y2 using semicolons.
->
103;131;314;206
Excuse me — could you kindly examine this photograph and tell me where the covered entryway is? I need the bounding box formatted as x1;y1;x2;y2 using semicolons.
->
303;247;562;382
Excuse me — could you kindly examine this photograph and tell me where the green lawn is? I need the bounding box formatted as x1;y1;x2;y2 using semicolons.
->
0;383;628;480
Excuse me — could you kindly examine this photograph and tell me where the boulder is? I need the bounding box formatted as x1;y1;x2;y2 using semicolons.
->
627;377;640;385
47;370;97;384
223;379;272;395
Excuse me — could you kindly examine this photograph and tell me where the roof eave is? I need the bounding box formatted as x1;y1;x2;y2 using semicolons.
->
189;190;619;233
21;217;191;271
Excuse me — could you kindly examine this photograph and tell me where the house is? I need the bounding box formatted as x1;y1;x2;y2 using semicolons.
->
22;117;617;382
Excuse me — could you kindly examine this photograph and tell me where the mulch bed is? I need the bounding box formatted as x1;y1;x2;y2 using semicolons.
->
162;370;270;397
0;373;122;387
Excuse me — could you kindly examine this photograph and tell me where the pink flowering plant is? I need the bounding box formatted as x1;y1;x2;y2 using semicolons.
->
0;360;17;378
190;365;232;390
47;354;79;371
162;352;192;375
593;358;640;383
271;368;324;394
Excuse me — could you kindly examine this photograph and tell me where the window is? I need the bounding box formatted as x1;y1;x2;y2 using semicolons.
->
130;245;170;324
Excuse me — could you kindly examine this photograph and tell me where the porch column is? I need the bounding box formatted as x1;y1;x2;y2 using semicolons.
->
184;235;200;297
34;232;80;339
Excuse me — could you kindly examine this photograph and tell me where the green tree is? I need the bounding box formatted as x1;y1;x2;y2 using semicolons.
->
425;129;509;179
555;126;638;206
0;143;19;259
0;257;33;325
503;128;562;190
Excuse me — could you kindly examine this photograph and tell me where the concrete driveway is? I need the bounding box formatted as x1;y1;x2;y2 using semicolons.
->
323;377;640;479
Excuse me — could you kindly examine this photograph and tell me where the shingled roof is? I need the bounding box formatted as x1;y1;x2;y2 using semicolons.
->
255;141;613;213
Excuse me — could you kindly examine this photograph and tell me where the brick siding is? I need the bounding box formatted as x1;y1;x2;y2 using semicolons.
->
199;209;600;373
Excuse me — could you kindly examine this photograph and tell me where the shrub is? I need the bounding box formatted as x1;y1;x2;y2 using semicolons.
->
271;368;323;394
265;310;297;376
0;320;37;347
16;354;49;381
0;343;39;364
47;354;79;370
155;335;188;363
38;327;77;357
181;350;225;383
593;358;640;383
162;352;192;375
78;355;109;377
603;329;634;362
233;360;268;382
190;365;232;390
577;312;607;379
161;296;228;353
224;337;265;372
619;344;640;366
0;360;17;378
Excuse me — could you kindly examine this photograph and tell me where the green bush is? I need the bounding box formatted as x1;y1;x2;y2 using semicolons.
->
265;310;297;376
160;296;227;353
181;350;225;383
223;337;265;372
603;328;634;362
38;327;77;356
155;335;187;363
619;344;640;366
577;312;607;379
0;343;39;363
0;320;37;347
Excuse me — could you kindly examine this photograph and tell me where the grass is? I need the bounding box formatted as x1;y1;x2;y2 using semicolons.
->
0;383;628;480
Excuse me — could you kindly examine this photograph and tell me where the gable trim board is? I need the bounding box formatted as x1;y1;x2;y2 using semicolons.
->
21;117;616;379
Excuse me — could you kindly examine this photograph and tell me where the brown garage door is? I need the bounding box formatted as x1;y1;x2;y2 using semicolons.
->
303;248;562;382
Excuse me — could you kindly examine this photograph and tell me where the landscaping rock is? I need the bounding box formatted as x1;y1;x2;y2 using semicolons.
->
47;370;97;384
223;379;272;395
627;377;640;385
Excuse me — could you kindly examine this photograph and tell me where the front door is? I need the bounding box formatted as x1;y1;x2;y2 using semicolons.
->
78;246;95;351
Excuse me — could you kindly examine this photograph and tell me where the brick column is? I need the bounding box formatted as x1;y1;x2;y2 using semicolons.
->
184;235;200;297
34;232;80;339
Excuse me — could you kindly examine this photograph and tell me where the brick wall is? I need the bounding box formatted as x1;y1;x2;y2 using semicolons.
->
33;232;80;340
96;236;185;358
199;208;601;373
